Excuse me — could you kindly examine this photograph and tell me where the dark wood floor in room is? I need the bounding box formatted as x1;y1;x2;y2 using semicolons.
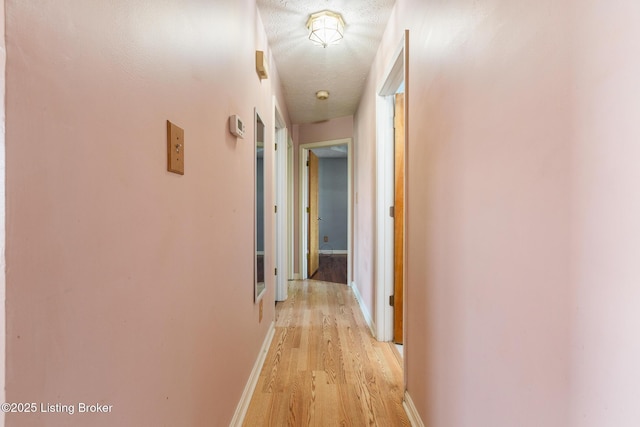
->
310;254;347;284
243;280;409;427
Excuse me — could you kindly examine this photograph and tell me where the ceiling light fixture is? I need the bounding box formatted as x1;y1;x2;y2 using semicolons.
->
306;10;345;48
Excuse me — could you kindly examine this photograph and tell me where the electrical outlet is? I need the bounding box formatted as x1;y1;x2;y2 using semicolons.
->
324;236;328;242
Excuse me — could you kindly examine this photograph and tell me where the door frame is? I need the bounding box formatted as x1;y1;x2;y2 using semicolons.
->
273;96;288;301
299;138;353;281
375;32;408;342
287;134;295;282
307;150;320;277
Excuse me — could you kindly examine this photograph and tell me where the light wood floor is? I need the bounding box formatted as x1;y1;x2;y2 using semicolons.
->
243;280;410;426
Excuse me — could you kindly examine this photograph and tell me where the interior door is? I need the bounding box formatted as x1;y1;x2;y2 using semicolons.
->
308;151;320;277
393;93;405;344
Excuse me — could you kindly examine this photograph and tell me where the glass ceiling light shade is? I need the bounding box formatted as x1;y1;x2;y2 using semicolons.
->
306;10;345;48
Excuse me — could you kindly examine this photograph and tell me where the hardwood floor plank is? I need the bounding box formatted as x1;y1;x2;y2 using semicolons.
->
261;327;287;393
314;371;339;426
243;280;409;426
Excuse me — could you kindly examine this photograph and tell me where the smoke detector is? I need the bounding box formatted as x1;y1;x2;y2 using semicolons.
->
316;90;329;100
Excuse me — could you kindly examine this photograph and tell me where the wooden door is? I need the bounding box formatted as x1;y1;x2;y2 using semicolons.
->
394;93;405;344
308;151;320;277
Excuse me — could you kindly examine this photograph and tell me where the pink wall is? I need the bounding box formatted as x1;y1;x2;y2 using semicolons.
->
291;116;353;276
5;1;289;425
355;0;640;425
569;1;640;424
0;0;5;422
401;1;572;423
374;0;570;424
353;92;376;317
296;115;354;145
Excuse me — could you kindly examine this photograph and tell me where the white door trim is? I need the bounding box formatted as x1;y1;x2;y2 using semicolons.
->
273;96;288;301
287;135;295;281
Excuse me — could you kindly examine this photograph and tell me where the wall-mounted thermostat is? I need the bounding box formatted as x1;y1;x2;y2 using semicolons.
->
229;115;245;139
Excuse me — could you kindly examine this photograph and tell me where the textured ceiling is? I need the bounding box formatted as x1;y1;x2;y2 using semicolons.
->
257;0;396;124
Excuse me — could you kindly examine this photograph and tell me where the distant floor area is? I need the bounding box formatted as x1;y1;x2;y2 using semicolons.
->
310;254;347;284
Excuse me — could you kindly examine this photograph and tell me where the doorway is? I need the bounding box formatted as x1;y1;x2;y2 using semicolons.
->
299;138;353;284
310;146;349;284
375;32;408;346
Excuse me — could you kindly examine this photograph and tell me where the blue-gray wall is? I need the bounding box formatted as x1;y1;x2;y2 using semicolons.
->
318;157;348;251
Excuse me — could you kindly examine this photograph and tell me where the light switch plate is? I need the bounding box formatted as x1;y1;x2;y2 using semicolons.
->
167;120;184;175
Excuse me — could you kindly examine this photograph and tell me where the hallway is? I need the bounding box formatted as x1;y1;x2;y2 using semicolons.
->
6;0;640;425
243;281;409;426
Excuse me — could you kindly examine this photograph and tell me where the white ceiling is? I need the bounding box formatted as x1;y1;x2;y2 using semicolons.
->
257;0;396;124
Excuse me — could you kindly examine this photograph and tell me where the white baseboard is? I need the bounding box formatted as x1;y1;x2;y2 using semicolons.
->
403;390;425;427
230;321;276;426
319;249;348;255
350;281;376;338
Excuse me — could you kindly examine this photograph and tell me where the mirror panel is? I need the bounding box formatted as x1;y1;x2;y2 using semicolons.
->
255;111;266;301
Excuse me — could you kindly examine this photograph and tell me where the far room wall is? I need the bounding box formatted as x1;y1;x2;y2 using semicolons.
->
317;157;348;252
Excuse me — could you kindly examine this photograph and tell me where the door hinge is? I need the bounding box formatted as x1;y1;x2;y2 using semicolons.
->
275;205;278;213
306;206;310;213
275;268;278;275
389;295;395;306
306;160;309;166
389;206;395;218
275;143;278;151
